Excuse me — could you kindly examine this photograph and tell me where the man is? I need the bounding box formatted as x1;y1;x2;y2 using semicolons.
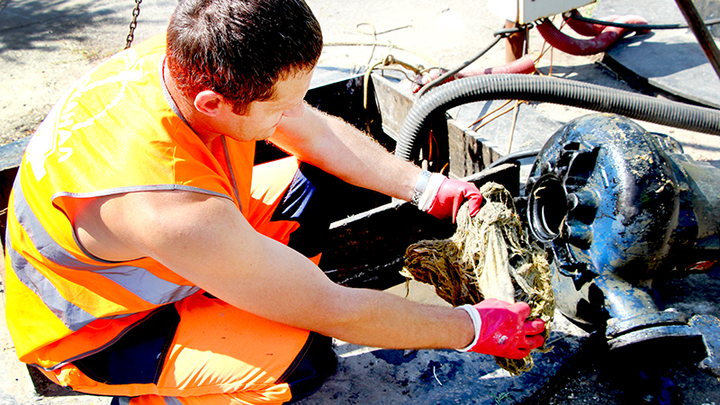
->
4;0;546;404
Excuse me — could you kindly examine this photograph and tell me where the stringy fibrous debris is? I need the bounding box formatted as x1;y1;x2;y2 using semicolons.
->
401;182;555;374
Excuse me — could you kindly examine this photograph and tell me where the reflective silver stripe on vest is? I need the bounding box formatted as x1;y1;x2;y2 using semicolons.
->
9;176;200;331
6;238;98;331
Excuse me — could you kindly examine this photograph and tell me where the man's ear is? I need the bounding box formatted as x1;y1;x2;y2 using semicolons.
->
193;90;226;116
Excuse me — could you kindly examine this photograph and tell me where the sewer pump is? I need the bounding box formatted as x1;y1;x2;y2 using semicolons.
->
395;73;720;352
525;113;720;349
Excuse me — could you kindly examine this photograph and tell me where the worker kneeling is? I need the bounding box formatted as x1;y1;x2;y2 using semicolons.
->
4;0;545;404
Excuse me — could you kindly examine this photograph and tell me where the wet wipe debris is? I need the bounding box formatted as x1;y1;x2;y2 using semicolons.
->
402;182;555;374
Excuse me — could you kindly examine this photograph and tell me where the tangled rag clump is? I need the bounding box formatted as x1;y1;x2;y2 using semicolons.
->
401;182;555;374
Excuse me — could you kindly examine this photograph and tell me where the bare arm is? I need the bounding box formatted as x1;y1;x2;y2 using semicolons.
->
270;104;423;203
75;190;475;350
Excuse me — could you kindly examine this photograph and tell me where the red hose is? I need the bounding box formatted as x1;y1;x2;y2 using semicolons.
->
564;10;620;37
402;55;537;94
538;15;649;56
456;54;537;78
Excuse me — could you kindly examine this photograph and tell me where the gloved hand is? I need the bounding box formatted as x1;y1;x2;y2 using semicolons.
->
457;298;546;359
427;178;483;222
415;172;483;222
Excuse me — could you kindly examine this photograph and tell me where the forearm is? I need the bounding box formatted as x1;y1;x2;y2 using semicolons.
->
223;239;475;350
272;106;422;202
314;286;475;350
206;239;475;350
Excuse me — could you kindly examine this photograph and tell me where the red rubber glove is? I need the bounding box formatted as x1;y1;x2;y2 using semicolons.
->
426;178;484;222
458;298;546;359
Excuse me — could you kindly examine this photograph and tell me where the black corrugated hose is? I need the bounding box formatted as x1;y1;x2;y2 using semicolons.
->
394;74;720;161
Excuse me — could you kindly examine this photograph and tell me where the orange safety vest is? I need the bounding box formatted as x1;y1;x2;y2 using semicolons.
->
4;35;255;371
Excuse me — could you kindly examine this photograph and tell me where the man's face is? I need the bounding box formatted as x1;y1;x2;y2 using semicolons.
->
218;68;314;142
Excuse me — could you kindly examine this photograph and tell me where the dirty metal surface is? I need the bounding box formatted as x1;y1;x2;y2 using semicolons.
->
690;314;720;377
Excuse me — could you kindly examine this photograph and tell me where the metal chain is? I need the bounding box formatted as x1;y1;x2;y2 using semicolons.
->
125;0;143;49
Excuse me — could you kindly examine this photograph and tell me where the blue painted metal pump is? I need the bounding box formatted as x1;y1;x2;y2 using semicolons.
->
395;74;720;356
525;113;720;350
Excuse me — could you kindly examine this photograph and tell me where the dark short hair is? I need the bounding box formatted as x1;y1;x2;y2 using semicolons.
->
166;0;323;114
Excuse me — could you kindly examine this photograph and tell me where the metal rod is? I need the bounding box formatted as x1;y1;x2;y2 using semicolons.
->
674;0;720;81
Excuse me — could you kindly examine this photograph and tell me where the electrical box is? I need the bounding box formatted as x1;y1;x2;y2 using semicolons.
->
489;0;596;24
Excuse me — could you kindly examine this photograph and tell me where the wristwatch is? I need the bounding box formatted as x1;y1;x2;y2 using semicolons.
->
410;170;431;206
